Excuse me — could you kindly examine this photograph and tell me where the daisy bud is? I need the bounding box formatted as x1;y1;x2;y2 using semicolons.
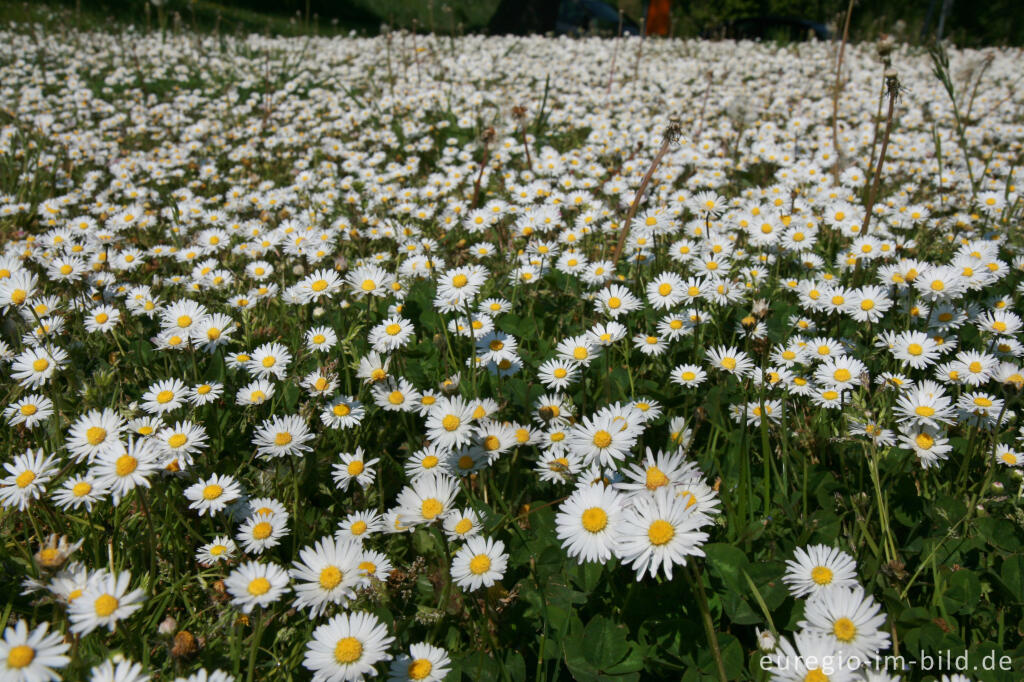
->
756;627;777;652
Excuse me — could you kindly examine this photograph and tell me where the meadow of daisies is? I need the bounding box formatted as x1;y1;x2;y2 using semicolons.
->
1;15;1024;682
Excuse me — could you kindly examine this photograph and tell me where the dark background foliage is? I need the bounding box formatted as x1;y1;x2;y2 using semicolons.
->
11;0;1024;46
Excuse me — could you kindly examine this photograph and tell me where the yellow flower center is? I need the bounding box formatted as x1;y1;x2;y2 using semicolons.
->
646;466;669;490
607;297;621;309
647;520;675;546
32;358;49;372
247;577;271;596
658;283;672;296
319;566;343;589
915;406;935;417
156;390;175;404
311;279;328;292
811;566;833;585
115;455;137;476
261;356;276;368
72;481;92;496
15;470;35;488
421;498;443;519
907;343;923;356
408;658;433;680
442;415;461;431
202;484;223;500
593;430;612;448
6;645;34;669
833;369;851;382
720;357;737;371
177;315;192;328
210;544;227;556
452;274;469;288
94;593;119;617
833;617;857;642
454;518;473;535
804;670;829;682
252;522;273;539
422;455;439;469
274;432;293;446
581;507;608;532
388;391;404;405
335;637;363;664
347;460;365;476
469;554;492;575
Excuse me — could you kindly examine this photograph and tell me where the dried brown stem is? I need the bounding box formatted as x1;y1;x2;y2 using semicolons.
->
862;75;900;235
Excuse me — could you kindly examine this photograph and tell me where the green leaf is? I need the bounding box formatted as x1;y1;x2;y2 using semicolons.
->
582;615;630;670
704;543;750;593
999;555;1024;602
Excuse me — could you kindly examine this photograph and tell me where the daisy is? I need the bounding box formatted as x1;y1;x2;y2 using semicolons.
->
290;536;363;618
196;537;237;566
450;535;508;591
68;570;146;635
897;425;952;469
303;611;395;682
191;313;236;353
332;448;380;491
0;449;58;511
555;335;599;367
336;511;385;544
88;658;149;682
671;364;708;388
890;331;942;370
705;345;755;378
83;304;121;333
236;512;289;554
782;544;859;598
395;474;460;526
893;383;956;429
645;272;686;309
372;378;421;413
800;584;890;660
765;631;857;682
346;264;395;299
4;394;54;429
404;445;447;481
139;378;188;415
442;508;484;542
321;395;364;430
0;619;70;681
424;397;477;451
225;561;290;614
247;342;292;380
160;300;208;336
567;412;640;468
303;369;338;398
306;326;339;353
615;487;709;580
252;415;314;459
236;379;275;407
614;448;701;501
594;284;642;318
387;643;451;682
587;321;628;346
369;317;415;353
555;484;625;564
93;438;162;506
814;356;868;390
10;346;68;389
52;475;107;512
188;381;224;407
184;474;242;516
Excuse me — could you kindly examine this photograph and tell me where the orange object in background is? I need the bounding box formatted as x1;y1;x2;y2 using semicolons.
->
646;0;671;35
